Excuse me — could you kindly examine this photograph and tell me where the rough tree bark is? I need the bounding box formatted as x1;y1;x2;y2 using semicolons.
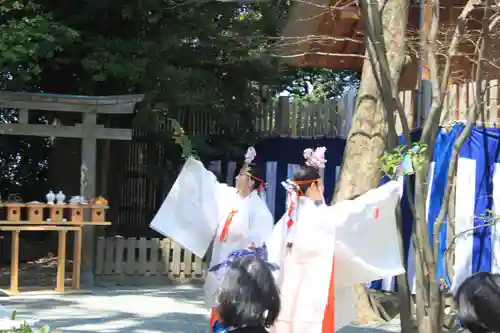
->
333;0;411;324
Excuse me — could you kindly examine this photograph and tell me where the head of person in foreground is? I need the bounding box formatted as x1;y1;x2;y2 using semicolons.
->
454;272;500;333
214;256;280;331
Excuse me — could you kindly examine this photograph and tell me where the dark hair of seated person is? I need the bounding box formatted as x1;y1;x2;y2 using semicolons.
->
216;256;280;332
292;164;321;194
454;272;500;333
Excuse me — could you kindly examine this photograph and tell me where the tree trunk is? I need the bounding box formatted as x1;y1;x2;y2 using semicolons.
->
333;0;411;324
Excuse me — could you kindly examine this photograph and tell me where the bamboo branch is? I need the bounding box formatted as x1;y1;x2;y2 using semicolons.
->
444;217;500;283
370;1;409;140
358;0;420;225
358;0;412;146
421;0;477;146
439;0;491;294
434;0;489;276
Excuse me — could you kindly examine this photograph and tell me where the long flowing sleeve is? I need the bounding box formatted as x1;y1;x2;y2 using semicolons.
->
326;181;405;286
247;194;274;246
150;157;236;258
266;213;287;285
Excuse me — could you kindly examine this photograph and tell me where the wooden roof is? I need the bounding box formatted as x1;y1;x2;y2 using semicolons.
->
277;1;500;89
276;0;364;71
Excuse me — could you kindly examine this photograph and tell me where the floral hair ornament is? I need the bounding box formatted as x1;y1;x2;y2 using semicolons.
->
208;244;279;282
243;146;265;193
244;146;256;165
303;146;327;169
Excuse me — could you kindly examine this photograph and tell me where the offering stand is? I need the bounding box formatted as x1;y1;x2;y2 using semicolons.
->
0;202;110;295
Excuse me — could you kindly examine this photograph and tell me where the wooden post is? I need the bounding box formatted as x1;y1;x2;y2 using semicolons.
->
277;96;290;134
414;0;433;128
18;109;29;124
72;229;83;289
81;112;97;285
10;231;20;295
56;230;67;292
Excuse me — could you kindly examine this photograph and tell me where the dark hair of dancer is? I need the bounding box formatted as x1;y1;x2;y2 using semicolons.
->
216;256;280;328
292;164;321;195
454;272;500;333
235;162;265;192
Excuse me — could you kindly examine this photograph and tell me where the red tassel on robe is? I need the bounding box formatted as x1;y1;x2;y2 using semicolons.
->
322;257;335;333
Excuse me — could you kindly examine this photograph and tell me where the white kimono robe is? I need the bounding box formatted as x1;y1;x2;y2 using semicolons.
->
150;157;274;308
266;181;405;333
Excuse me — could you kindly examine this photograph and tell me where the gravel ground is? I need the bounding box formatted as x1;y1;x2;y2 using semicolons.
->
0;285;402;333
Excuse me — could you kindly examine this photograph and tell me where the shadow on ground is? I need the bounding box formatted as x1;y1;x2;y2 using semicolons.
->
0;286;208;333
0;286;402;333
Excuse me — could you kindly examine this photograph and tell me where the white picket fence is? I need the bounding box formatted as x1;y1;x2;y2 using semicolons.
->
94;236;206;285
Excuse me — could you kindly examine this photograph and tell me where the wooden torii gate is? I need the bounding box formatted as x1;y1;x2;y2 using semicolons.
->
0;91;144;284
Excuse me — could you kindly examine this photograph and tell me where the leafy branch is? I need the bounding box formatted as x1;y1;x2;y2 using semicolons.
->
380;142;428;179
169;118;198;159
443;209;500;289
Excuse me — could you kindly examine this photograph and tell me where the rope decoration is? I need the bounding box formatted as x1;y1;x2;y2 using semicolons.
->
208;244;279;281
282;179;299;233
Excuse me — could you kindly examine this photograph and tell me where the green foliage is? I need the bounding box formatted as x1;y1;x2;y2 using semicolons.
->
1;323;50;333
477;209;500;226
380;142;428;179
170;118;198;159
0;111;51;201
0;0;79;88
275;68;361;102
0;0;359;190
0;311;50;333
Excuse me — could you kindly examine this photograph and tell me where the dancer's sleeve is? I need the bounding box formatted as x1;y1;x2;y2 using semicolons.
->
150;157;236;258
331;181;406;286
248;199;274;246
265;213;288;285
318;181;405;286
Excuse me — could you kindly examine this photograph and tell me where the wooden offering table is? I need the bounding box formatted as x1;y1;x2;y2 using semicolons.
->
0;202;111;295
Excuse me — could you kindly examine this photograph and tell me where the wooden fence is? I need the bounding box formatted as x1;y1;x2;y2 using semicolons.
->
439;79;499;125
94;236;206;285
168;79;500;138
254;96;349;137
168;96;353;138
393;79;500;132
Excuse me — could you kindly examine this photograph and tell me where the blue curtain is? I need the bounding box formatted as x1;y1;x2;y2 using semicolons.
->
427;124;462;286
459;127;500;274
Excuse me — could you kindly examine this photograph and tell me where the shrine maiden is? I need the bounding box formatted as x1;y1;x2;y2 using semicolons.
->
149;147;274;328
266;147;405;333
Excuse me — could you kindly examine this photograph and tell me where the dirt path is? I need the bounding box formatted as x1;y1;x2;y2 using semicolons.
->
0;256;73;287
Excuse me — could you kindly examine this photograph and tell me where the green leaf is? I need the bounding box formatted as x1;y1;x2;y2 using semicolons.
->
38;324;50;333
